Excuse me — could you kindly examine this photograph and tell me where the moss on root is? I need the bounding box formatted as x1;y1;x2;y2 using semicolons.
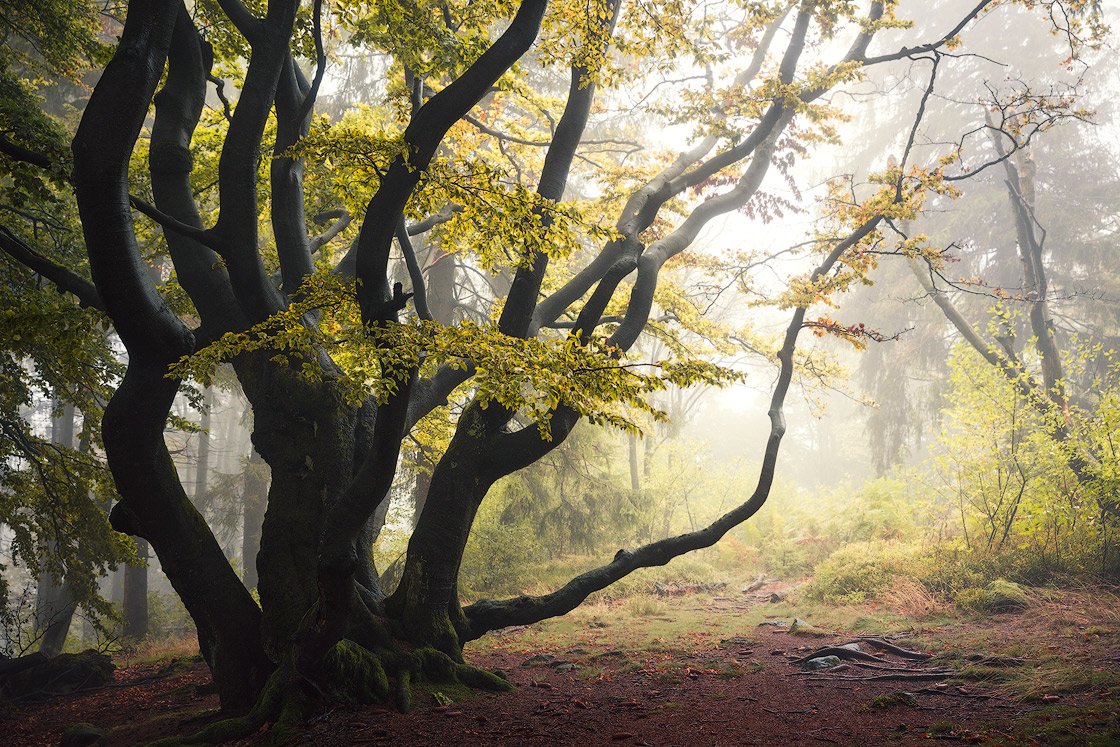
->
324;640;390;703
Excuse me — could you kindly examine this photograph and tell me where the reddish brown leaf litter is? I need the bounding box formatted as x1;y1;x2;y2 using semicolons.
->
292;633;1018;747
8;589;1120;746
0;633;1040;746
8;657;221;746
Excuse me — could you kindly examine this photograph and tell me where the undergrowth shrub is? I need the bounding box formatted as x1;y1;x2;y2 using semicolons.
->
803;542;918;603
954;579;1031;613
147;590;194;640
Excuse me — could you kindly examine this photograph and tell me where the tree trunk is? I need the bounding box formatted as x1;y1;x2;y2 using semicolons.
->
35;402;78;656
34;576;74;657
244;367;362;656
410;449;434;531
122;539;148;641
73;2;273;709
241;448;268;589
628;432;640;493
387;406;496;655
195;385;213;508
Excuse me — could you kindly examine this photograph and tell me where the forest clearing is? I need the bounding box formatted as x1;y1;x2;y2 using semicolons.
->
10;580;1120;745
3;0;1120;744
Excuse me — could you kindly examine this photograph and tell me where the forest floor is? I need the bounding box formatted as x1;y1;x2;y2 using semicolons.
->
8;580;1120;746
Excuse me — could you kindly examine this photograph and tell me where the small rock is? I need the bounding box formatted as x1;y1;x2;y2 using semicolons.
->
838;642;862;652
769;592;786;603
59;723;106;747
555;663;580;672
789;619;829;636
757;620;788;627
799;655;842;671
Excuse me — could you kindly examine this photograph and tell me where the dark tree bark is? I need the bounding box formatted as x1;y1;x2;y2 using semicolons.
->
72;0;271;710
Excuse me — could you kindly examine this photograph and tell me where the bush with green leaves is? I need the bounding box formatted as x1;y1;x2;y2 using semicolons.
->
803;541;919;603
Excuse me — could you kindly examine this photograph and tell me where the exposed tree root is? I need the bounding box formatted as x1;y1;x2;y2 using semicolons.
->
807;671;957;682
851;662;956;674
794;647;894;665
847;638;932;660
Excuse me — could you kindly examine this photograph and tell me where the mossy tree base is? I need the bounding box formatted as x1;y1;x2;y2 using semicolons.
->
150;639;511;746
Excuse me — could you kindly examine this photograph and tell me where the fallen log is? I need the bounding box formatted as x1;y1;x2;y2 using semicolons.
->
0;649;115;702
0;652;47;677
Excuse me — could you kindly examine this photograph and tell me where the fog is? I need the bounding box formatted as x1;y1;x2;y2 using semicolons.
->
3;1;1120;742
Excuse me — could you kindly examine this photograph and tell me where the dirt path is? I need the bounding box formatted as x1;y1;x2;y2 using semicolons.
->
8;589;1119;745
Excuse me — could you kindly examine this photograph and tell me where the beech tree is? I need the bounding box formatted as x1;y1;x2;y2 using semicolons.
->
0;0;1098;738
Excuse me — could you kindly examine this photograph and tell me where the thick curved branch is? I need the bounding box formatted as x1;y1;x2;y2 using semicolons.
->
354;0;548;325
860;0;994;66
466;54;954;630
310;210;352;253
215;0;265;43
407;204;463;235
464;217;883;638
0;226;104;310
129;194;219;248
397;217;432;321
0;135;51;169
499;0;622;338
211;0;299;322
272;55;315;295
294;0;326;127
72;0;269;708
150;5;246;338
